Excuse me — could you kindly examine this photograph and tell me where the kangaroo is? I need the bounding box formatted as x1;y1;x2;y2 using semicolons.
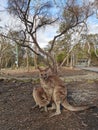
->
32;87;50;112
38;67;90;117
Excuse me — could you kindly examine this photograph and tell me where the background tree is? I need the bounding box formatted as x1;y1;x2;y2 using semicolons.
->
0;36;15;69
5;0;94;73
81;34;98;66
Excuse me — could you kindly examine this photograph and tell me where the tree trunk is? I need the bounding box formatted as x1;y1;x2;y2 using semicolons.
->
87;57;91;67
16;43;19;68
26;47;29;72
0;56;1;75
70;53;73;68
66;55;69;66
0;43;2;74
34;45;38;69
26;35;30;71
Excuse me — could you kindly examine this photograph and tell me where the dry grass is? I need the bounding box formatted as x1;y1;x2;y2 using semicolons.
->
0;67;36;75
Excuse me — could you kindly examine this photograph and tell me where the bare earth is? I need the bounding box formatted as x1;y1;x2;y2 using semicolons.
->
0;68;98;130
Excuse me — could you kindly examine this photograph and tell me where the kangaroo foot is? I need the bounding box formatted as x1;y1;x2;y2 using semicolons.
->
49;111;61;117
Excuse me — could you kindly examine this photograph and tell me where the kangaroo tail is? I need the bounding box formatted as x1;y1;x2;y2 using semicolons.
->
62;100;90;111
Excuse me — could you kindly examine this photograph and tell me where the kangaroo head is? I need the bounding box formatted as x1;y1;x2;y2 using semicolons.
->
38;67;51;80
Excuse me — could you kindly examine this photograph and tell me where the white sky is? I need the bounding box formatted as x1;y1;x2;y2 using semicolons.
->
0;0;98;47
37;24;58;47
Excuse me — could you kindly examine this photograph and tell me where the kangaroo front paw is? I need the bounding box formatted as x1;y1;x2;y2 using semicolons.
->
32;104;38;109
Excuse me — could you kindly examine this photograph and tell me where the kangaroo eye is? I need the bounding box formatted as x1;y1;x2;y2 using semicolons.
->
45;74;47;76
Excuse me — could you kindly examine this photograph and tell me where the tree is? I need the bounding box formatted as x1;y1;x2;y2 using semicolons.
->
0;36;16;69
46;32;72;66
6;0;94;73
7;30;30;68
80;34;98;66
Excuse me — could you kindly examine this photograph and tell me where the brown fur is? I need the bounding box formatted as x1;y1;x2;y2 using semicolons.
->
32;87;50;111
38;68;90;117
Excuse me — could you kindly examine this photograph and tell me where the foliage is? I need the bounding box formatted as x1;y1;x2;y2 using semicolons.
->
56;52;65;65
0;35;34;68
5;0;94;73
91;49;98;65
0;38;15;68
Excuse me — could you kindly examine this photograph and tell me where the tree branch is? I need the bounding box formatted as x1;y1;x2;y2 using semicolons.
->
0;34;40;56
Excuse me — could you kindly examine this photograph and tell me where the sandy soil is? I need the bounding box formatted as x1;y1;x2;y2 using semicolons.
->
0;68;98;130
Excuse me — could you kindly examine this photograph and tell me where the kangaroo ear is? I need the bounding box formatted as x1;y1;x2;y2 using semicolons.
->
37;66;50;72
45;67;50;71
37;66;43;72
37;66;41;71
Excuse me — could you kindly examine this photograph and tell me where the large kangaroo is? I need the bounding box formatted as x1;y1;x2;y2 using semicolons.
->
38;67;90;117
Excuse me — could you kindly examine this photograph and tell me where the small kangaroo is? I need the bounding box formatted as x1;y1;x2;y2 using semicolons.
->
32;87;50;112
38;67;90;117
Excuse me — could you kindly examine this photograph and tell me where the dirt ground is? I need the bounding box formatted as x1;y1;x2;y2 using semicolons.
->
0;68;98;130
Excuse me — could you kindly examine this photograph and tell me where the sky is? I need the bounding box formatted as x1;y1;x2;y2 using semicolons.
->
0;0;98;47
0;0;58;47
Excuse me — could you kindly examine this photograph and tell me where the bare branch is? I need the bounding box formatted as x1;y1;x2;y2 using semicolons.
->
49;2;93;53
0;34;40;56
6;0;94;73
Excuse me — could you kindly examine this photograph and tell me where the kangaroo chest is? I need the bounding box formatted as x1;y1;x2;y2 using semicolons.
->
40;78;53;97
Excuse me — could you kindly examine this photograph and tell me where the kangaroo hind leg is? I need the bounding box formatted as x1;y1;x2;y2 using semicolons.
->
50;101;61;117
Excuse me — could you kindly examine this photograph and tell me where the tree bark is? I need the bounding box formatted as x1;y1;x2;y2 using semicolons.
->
0;48;1;74
34;45;38;69
0;56;1;75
